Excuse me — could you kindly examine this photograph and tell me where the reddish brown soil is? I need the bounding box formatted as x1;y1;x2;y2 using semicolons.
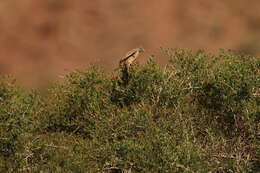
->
0;0;259;87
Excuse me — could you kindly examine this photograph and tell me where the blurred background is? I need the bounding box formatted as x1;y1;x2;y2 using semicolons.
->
0;0;260;88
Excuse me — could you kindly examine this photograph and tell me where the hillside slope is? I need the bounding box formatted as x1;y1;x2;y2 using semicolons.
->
0;0;260;87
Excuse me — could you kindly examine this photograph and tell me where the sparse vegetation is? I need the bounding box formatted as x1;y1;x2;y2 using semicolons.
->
0;49;259;172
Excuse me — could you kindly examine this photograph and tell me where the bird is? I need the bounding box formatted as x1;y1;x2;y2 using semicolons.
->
118;47;144;84
119;47;144;74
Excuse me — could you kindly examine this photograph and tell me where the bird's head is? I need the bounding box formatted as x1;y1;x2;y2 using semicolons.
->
138;47;145;53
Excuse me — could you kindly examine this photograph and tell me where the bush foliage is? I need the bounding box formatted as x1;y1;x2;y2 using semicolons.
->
0;49;259;172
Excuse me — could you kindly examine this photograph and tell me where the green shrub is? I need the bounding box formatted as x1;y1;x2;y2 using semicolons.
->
0;49;258;172
39;67;114;138
0;77;42;171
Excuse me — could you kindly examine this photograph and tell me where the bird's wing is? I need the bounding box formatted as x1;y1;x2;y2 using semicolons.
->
120;49;138;62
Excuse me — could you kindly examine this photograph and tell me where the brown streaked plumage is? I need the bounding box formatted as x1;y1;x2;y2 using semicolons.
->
119;47;144;73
